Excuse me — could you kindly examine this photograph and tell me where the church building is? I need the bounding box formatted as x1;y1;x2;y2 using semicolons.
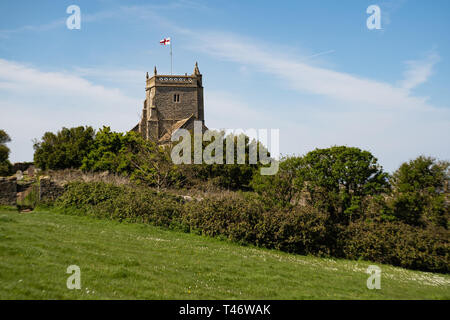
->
132;62;207;143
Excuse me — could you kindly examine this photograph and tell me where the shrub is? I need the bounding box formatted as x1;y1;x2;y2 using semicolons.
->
16;184;40;210
56;182;183;226
182;193;264;243
55;181;450;273
256;207;331;256
340;220;449;273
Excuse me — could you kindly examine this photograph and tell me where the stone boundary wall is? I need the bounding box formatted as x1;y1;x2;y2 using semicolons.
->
11;162;34;173
39;177;65;202
0;177;17;206
1;171;128;206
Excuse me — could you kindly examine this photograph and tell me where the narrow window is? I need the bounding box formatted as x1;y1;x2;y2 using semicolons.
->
174;94;180;102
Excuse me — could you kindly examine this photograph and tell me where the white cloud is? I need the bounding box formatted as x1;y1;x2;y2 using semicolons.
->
191;33;449;171
72;66;144;87
0;18;65;39
185;31;434;111
0;1;208;38
1;5;448;171
205;90;450;172
0;59;141;162
380;0;408;27
400;52;440;91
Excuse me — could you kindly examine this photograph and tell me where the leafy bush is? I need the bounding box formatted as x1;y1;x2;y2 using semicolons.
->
16;184;40;210
183;196;332;255
340;220;449;273
54;181;450;273
255;206;332;256
182;193;264;243
56;182;183;227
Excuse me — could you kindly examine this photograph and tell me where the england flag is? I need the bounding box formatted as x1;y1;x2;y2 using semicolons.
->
160;37;171;45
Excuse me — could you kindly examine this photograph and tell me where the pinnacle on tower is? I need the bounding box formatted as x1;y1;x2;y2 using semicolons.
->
154;66;157;75
193;62;200;75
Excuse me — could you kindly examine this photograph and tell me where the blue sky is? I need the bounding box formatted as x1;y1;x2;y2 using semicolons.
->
0;0;449;171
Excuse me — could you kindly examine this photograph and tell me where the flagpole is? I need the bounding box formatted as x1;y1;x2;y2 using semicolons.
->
170;37;173;75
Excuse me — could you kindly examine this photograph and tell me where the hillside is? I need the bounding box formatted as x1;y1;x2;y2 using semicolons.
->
0;208;449;299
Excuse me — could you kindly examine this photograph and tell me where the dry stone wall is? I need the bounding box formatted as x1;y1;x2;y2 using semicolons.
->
39;177;65;202
0;177;17;206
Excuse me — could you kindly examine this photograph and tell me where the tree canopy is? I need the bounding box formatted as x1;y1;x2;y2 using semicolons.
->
390;156;449;228
252;146;390;223
33;126;95;170
0;129;12;176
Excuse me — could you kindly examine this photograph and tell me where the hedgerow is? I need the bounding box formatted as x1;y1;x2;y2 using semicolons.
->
55;181;449;273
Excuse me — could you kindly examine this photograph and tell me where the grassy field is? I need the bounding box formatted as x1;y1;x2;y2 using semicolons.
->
0;208;449;299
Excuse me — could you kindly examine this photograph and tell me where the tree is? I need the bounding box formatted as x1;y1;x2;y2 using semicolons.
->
80;127;181;190
251;156;304;208
176;132;263;191
0;129;12;176
392;156;449;193
81;126;142;174
391;156;449;228
33;126;95;170
300;146;390;223
0;129;11;145
129;140;180;191
195;133;262;190
252;146;389;223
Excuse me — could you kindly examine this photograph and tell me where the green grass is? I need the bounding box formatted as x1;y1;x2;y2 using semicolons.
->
0;208;449;299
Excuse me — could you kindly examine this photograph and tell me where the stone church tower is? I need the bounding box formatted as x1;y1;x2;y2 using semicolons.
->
132;62;206;143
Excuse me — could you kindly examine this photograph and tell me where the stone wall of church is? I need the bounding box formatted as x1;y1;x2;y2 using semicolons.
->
154;86;200;120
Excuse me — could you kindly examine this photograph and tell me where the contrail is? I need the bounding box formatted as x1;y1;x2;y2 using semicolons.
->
306;50;335;59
